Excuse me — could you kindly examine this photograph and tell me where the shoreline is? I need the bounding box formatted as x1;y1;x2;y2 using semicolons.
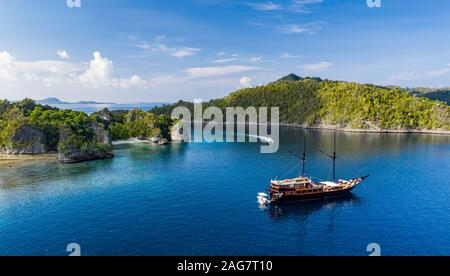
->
277;123;450;135
190;121;450;136
0;154;57;170
112;138;149;146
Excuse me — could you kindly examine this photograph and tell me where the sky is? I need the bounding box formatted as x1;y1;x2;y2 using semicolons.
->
1;0;450;103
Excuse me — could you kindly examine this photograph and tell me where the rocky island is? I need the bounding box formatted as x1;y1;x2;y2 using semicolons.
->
0;99;178;164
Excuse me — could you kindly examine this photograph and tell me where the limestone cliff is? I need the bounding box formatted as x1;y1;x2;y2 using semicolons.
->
0;125;47;155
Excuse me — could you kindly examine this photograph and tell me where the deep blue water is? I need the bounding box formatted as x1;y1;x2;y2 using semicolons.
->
0;129;449;256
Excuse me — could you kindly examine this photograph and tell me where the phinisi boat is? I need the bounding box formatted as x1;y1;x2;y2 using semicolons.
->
258;133;369;205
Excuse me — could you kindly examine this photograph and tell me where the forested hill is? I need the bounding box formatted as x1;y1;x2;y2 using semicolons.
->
151;75;450;132
408;88;450;105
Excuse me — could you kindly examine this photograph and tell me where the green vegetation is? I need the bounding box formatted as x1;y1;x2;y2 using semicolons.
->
151;75;450;131
90;108;174;141
0;100;175;162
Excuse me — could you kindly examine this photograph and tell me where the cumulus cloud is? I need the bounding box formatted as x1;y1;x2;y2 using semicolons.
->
184;65;258;78
79;52;146;88
301;61;334;72
0;51;80;85
0;51;146;89
57;50;70;59
0;51;18;81
240;76;253;87
79;52;114;86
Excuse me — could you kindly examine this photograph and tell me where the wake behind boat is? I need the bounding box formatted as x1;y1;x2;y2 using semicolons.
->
258;132;369;204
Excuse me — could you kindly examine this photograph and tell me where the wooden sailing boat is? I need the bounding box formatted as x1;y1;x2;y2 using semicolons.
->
258;132;369;204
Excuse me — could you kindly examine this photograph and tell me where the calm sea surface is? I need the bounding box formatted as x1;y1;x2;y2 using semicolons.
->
0;129;449;256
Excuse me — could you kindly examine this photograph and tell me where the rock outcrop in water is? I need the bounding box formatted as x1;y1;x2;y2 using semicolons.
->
57;123;114;164
57;146;114;164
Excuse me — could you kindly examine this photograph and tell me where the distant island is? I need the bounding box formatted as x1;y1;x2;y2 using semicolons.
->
36;98;170;107
36;98;116;105
151;74;450;134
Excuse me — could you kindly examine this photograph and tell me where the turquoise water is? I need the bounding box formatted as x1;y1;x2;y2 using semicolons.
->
0;129;449;256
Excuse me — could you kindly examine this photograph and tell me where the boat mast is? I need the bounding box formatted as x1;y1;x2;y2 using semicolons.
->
332;131;336;182
319;131;337;183
288;134;307;177
301;137;307;177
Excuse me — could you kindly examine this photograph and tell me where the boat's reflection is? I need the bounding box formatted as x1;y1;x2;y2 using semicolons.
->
266;194;361;221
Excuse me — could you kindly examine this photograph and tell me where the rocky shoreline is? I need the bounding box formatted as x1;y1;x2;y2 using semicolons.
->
277;123;450;135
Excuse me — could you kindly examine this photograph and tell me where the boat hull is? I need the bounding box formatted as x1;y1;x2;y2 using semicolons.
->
272;186;356;203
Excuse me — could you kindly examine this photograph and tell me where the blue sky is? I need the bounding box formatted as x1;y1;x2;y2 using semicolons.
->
1;0;450;103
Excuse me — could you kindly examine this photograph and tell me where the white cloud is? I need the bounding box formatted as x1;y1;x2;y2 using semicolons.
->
136;42;151;50
278;22;323;34
240;76;253;87
135;37;201;58
212;57;240;64
0;51;18;81
248;1;282;11
79;52;114;86
171;47;201;58
79;51;146;88
280;52;302;59
57;50;70;59
301;61;334;72
0;50;146;90
249;56;263;63
0;51;80;85
184;65;258;78
248;0;322;13
289;0;323;13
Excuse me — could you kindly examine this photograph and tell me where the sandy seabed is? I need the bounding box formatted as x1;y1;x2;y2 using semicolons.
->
0;154;57;170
